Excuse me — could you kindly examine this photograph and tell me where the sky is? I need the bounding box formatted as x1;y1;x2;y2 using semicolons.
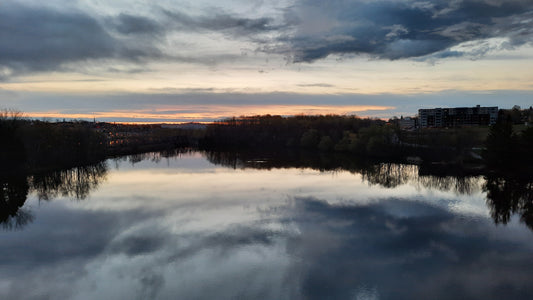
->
1;0;532;122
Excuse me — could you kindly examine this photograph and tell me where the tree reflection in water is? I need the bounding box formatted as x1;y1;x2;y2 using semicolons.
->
484;175;533;230
31;162;108;200
0;150;192;230
0;175;32;230
205;150;484;195
1;149;532;231
361;163;417;188
361;162;483;195
111;148;195;166
205;150;532;230
0;162;108;230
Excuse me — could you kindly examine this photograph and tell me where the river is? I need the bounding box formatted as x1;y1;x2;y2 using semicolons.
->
1;150;532;299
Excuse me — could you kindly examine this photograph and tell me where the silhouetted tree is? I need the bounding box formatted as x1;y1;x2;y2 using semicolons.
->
484;175;533;230
318;136;334;151
1;162;108;230
300;129;320;149
483;116;516;171
0;175;32;230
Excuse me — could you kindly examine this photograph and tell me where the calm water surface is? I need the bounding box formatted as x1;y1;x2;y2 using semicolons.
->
1;151;532;299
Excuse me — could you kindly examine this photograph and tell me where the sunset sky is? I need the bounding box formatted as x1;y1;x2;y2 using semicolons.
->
1;0;532;122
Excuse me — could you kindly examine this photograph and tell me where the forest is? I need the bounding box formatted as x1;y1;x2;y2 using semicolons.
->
2;109;532;174
200;113;524;165
0;110;199;174
1;111;107;173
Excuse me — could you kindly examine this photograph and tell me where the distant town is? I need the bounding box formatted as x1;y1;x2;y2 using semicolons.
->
395;105;532;130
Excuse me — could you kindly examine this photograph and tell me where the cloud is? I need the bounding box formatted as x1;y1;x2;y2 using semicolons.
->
272;0;533;62
20;104;394;123
0;4;113;73
296;83;336;88
108;8;282;49
112;13;164;35
0;2;282;79
1;0;532;80
161;9;280;36
4;90;533;122
0;3;166;78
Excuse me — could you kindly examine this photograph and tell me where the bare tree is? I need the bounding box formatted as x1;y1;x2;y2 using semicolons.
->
0;108;24;121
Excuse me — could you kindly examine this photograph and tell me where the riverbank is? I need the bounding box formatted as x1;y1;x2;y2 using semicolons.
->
2;113;531;177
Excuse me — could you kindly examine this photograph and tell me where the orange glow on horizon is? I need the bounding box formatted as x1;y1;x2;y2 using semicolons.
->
23;105;395;122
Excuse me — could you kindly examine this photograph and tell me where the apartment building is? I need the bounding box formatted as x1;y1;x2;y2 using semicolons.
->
419;105;498;128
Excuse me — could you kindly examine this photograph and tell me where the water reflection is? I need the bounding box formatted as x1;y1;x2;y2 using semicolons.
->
206;150;486;194
0;175;31;229
0;149;195;230
111;148;195;166
276;197;533;299
0;162;108;229
2;150;533;232
1;151;533;299
485;175;533;230
31;163;108;200
205;150;533;229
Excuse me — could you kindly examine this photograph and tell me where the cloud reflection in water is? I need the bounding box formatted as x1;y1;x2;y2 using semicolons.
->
1;152;532;299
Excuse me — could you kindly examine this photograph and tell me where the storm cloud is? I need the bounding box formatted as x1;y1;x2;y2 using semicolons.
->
0;5;112;72
1;0;533;81
113;13;164;35
0;2;281;79
161;9;280;36
0;3;165;78
276;0;533;62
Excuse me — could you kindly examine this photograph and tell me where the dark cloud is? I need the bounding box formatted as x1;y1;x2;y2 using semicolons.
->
0;4;115;73
113;13;164;35
139;272;165;299
161;9;280;36
0;4;165;78
1;0;532;79
0;3;280;79
275;0;533;62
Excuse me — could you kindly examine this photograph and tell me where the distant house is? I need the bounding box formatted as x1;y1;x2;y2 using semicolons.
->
399;117;417;130
161;123;207;130
418;105;498;128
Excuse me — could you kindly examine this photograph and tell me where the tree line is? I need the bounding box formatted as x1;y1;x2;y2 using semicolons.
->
0;110;201;174
200;114;495;164
1;111;107;173
200;114;407;158
2;109;532;172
